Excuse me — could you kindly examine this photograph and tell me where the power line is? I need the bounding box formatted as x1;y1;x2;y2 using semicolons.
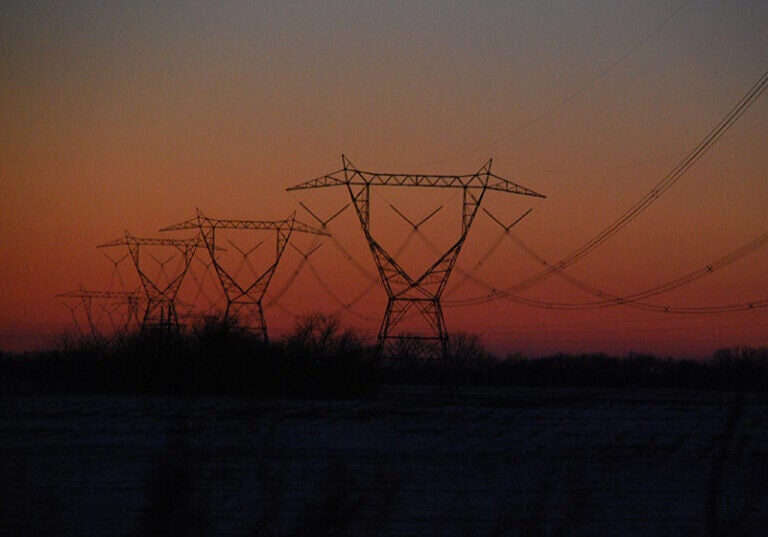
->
444;215;768;314
447;67;768;306
401;199;768;315
407;0;694;168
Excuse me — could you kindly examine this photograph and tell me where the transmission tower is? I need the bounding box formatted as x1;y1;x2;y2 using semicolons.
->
56;288;142;337
161;210;328;342
98;233;201;332
288;155;544;359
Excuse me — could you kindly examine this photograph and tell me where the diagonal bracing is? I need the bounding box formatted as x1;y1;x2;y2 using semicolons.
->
288;155;545;359
161;210;328;342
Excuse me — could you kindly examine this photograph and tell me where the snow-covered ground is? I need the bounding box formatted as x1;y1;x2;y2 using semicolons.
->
2;388;767;536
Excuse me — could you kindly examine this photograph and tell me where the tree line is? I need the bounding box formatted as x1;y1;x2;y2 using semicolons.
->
2;314;767;397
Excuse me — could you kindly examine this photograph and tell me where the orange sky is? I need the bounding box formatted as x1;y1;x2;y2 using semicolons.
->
2;1;767;356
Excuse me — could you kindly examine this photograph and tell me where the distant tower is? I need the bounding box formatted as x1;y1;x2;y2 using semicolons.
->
56;288;142;337
162;210;328;343
288;155;544;359
98;233;202;332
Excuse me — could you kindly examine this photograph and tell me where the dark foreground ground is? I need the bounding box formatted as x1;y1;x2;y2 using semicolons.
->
2;387;767;536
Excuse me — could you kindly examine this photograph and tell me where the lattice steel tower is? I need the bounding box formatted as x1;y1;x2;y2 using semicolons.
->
98;233;202;332
56;288;142;337
162;210;328;342
288;155;544;359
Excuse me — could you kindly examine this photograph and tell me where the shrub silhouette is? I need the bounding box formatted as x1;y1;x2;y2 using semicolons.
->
5;319;768;396
282;312;377;398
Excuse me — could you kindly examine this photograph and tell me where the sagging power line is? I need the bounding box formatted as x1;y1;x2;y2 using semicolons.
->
446;67;768;307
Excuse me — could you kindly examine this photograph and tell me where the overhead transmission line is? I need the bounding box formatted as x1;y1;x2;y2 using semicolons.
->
402;202;768;314
445;218;768;314
447;67;768;307
410;0;693;168
324;189;767;315
264;232;326;311
511;115;768;175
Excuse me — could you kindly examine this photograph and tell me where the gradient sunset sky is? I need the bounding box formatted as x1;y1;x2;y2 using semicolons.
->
2;1;767;357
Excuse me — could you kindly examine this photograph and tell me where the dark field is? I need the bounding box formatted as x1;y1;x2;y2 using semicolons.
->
2;318;768;535
2;388;768;536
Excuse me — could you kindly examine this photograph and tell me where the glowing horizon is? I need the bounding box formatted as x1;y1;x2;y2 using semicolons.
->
2;1;767;357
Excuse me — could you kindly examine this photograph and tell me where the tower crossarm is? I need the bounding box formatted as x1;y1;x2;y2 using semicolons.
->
286;170;348;191
56;290;142;301
161;212;329;236
287;155;546;199
98;233;202;249
486;173;546;197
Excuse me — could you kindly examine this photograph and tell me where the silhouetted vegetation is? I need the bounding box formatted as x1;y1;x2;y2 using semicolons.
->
2;315;768;397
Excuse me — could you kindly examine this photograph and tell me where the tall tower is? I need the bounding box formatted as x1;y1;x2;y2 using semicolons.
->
288;155;544;359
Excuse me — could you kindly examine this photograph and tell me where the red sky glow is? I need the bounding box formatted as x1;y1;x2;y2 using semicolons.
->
2;1;767;357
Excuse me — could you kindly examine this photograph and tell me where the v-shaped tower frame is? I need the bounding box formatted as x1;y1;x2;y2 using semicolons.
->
98;233;202;332
288;155;544;359
56;288;143;338
162;210;328;342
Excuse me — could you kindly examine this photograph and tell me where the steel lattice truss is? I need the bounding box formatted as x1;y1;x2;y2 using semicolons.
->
162;210;328;342
288;155;545;359
98;233;202;331
56;288;143;337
